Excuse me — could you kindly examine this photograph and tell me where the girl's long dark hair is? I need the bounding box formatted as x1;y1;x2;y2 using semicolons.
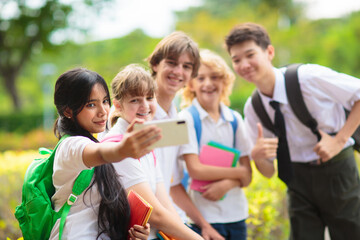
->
53;68;130;240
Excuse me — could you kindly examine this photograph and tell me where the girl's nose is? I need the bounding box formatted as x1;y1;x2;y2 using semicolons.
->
98;103;108;116
141;99;150;109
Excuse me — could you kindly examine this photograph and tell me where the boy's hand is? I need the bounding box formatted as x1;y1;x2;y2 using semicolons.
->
313;130;343;162
202;179;239;201
251;123;278;161
201;223;225;240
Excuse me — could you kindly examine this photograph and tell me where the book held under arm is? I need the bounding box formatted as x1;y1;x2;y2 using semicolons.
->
127;190;153;228
190;141;241;193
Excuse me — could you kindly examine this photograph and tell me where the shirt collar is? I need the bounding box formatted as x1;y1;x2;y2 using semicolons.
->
272;67;288;104
259;67;288;105
155;101;178;120
192;98;235;123
192;98;208;120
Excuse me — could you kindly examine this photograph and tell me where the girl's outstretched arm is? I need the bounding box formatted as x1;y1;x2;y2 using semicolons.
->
82;125;162;167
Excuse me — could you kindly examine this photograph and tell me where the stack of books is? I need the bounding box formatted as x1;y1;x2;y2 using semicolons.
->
190;141;241;193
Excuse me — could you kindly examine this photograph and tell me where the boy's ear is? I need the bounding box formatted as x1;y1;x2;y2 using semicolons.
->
266;45;275;61
113;99;122;111
151;64;158;74
64;108;73;119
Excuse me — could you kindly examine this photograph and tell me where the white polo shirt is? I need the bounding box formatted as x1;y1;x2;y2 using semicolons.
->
178;98;251;223
51;136;107;240
153;102;188;222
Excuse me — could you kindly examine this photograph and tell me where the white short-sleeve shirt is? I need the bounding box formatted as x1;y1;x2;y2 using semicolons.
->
153;102;188;222
50;136;107;240
178;98;252;223
153;102;184;190
108;118;163;239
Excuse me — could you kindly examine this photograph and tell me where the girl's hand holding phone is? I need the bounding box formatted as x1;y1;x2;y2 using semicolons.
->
121;119;162;159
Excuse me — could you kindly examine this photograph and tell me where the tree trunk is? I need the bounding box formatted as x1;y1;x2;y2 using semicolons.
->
3;72;20;110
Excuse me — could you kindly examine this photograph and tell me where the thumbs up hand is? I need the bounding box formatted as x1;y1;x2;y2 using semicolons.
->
251;123;279;161
250;123;278;178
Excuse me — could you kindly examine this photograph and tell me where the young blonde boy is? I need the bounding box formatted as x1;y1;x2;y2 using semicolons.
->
178;49;252;240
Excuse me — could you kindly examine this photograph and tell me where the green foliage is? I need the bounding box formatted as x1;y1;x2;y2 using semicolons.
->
0;112;49;133
0;129;57;151
245;162;289;239
0;150;40;240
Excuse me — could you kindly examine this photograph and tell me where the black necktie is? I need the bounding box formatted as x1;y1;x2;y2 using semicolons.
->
270;101;293;184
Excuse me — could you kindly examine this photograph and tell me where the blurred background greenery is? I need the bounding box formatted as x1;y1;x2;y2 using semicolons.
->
1;0;360;239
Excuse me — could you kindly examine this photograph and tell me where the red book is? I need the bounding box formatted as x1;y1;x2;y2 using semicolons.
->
127;190;153;228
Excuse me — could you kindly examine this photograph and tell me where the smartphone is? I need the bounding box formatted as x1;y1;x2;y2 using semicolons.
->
134;118;189;148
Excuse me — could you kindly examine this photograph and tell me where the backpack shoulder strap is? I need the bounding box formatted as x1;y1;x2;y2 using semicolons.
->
284;64;321;141
251;90;275;135
187;105;202;147
229;110;238;148
59;168;94;239
188;105;238;147
55;134;95;240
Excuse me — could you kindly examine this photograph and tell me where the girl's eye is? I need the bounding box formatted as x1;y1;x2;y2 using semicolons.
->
197;77;204;82
87;103;95;108
103;99;110;104
147;96;154;101
130;99;138;103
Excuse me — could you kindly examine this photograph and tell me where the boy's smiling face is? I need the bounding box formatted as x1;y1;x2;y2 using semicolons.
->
189;64;224;108
229;40;274;85
153;52;194;97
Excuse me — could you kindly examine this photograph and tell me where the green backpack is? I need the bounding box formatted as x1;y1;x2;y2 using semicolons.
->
15;135;95;240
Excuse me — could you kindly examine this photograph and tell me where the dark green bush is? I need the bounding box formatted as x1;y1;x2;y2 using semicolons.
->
0;112;56;133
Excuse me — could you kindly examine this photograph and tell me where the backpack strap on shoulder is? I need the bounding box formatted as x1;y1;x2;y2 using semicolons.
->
251;90;275;135
188;105;202;147
284;64;321;141
188;105;238;148
229;110;238;148
58;169;94;240
56;134;94;240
